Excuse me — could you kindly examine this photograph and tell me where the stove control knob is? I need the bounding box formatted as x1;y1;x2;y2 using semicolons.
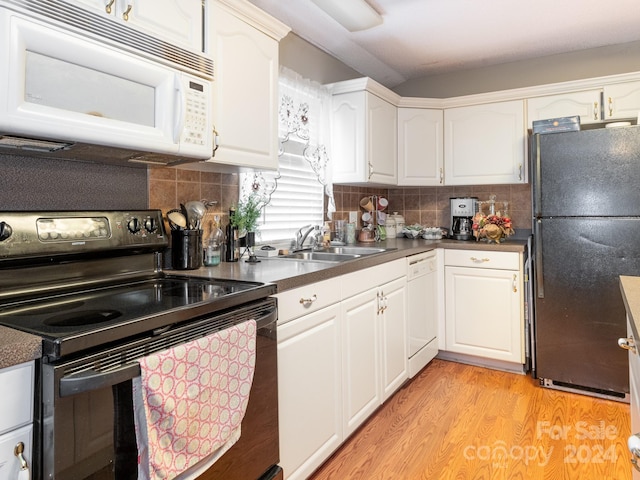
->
144;218;157;233
0;222;12;242
127;218;141;234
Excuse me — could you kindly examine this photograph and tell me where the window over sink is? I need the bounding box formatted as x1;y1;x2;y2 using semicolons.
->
239;68;334;244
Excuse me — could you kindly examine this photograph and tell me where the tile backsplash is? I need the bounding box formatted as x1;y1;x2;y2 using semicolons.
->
149;168;532;236
332;183;532;232
148;168;239;225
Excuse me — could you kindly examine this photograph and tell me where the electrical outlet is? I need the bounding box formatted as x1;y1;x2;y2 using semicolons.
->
349;211;358;223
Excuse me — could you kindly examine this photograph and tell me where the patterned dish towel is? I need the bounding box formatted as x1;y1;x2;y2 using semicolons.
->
133;320;257;480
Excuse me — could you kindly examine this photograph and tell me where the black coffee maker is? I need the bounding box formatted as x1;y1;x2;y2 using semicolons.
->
450;197;478;240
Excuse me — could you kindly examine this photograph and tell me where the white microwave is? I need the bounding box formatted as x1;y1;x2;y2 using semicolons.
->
0;1;214;166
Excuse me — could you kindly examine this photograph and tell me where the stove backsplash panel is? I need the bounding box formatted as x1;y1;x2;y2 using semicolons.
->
0;154;148;210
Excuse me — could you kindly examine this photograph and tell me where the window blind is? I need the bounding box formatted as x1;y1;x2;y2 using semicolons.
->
257;150;324;243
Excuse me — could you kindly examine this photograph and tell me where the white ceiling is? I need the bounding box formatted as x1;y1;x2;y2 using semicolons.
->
247;0;640;89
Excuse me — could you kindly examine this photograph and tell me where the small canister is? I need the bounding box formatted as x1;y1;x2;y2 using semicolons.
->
385;215;397;239
389;212;405;237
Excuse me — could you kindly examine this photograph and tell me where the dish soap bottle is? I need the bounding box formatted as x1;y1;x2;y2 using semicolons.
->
322;221;331;245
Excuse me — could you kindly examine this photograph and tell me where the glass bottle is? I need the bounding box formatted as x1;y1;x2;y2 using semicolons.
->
204;216;223;266
224;208;238;262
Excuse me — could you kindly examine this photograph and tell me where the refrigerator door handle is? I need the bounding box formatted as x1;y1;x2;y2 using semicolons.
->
533;134;542;217
535;219;544;298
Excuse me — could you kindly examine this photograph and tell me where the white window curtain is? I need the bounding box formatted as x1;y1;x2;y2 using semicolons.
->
239;67;335;243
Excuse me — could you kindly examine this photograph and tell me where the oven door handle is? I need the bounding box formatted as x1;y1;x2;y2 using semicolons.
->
59;363;141;397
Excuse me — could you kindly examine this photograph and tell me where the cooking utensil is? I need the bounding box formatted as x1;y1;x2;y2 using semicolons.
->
167;210;187;230
185;201;206;229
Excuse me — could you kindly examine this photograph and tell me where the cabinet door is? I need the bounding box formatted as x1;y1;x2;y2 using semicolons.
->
0;361;33;435
278;304;342;480
445;266;523;363
444;100;526;185
331;91;366;183
368;93;398;185
72;0;116;14
604;81;640;120
72;0;202;51
379;277;408;401
125;0;202;51
341;289;380;437
527;90;602;126
206;2;279;170
331;91;397;185
398;108;443;186
629;320;640;480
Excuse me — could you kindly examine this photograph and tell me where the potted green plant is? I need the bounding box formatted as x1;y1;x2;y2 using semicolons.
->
231;194;262;247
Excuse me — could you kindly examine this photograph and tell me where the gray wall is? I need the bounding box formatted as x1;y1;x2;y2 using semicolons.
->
280;33;361;84
281;33;640;98
393;40;640;98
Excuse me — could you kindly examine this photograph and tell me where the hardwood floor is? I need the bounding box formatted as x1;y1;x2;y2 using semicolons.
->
309;359;631;480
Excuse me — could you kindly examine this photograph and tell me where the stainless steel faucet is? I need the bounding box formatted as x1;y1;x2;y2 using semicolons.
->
294;224;316;251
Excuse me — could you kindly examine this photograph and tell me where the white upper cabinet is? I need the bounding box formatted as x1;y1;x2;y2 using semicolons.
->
397;108;444;186
73;0;204;51
330;79;399;186
202;0;289;171
444;100;526;185
603;81;640;120
527;90;602;127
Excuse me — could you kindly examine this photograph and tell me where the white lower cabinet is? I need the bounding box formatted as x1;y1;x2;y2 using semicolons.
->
341;288;380;437
340;275;407;436
444;250;524;364
623;314;640;480
0;361;34;480
277;259;407;480
378;277;408;400
277;303;342;480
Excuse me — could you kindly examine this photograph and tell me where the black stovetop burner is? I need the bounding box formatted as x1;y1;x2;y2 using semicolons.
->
0;275;274;359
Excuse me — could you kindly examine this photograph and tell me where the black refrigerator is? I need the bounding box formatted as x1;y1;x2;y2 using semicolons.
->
532;125;640;400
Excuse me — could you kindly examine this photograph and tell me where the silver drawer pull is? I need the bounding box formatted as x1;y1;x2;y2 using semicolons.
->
629;433;640;472
470;257;490;263
299;294;317;307
618;337;637;354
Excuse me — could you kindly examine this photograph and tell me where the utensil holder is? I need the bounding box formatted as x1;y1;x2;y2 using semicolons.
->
171;229;202;269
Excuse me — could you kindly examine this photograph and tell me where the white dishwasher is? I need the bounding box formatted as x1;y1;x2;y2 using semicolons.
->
407;251;438;377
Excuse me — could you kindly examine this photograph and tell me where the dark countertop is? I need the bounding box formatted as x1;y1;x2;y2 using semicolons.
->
0;236;527;370
620;276;640;340
173;237;528;292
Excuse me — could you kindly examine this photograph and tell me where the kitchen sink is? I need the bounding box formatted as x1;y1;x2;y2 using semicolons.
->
277;251;361;262
274;245;395;263
319;246;388;255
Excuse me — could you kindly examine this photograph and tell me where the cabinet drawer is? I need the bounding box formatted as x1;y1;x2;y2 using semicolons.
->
276;278;341;325
444;249;519;270
0;361;34;435
0;424;32;479
341;258;406;299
